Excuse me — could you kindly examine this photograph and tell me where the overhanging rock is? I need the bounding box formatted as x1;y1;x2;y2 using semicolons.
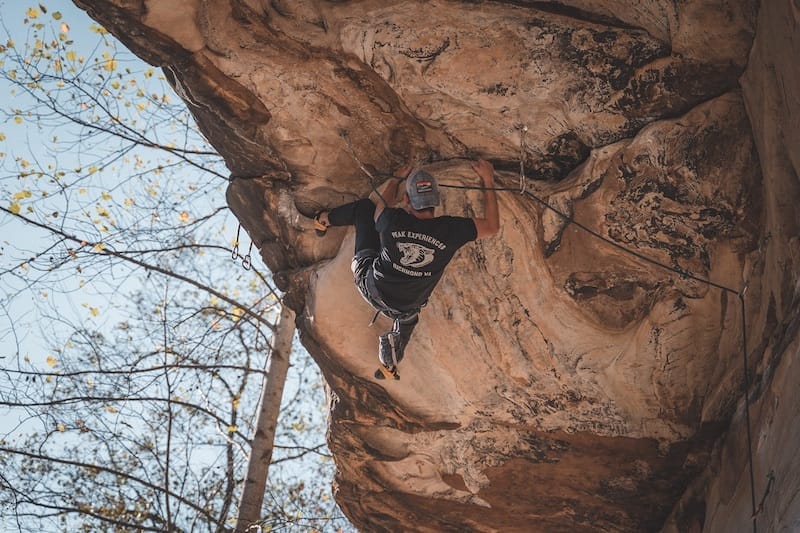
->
74;0;799;531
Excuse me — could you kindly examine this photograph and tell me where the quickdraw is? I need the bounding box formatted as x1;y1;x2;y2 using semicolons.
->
232;224;253;270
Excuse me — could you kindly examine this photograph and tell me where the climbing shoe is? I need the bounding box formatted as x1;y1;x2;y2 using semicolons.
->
376;333;400;380
378;332;399;368
374;365;400;380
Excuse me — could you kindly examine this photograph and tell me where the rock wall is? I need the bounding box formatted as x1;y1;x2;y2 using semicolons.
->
664;1;800;531
73;0;798;531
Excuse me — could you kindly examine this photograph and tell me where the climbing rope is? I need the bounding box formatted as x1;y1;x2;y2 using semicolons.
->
339;130;388;208
518;124;528;195
753;471;776;518
740;290;758;533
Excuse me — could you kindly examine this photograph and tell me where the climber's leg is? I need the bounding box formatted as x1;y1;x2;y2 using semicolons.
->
391;314;418;364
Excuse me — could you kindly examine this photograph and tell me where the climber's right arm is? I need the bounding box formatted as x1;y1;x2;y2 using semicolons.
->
471;159;500;239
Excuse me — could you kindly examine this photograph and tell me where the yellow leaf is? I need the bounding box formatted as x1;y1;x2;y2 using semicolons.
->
89;24;108;35
103;58;116;72
57;423;66;432
87;166;97;175
46;376;52;383
46;355;58;367
26;8;39;19
178;211;189;222
105;405;118;414
110;80;120;90
13;116;22;124
12;190;31;199
226;425;238;433
101;192;112;200
87;378;94;387
78;187;87;194
53;11;63;20
136;101;148;111
93;243;105;252
144;68;154;78
89;307;99;316
0;133;5;141
24;356;30;362
124;198;134;207
9;202;20;214
65;50;76;62
60;22;70;33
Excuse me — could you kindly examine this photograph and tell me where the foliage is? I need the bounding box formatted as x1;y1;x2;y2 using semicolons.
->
0;4;351;532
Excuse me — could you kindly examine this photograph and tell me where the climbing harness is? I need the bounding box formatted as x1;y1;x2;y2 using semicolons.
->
232;224;253;270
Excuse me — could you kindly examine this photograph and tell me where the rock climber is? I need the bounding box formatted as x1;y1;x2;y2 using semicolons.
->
315;159;500;380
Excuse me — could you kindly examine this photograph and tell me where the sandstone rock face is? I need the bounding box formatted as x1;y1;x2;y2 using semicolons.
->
75;0;798;531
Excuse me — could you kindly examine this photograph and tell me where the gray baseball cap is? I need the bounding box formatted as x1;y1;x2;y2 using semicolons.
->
406;169;440;210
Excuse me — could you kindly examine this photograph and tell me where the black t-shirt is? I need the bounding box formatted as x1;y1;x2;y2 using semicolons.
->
372;208;478;311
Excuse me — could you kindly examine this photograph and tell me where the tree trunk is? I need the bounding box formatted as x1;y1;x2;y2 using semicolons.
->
235;304;296;532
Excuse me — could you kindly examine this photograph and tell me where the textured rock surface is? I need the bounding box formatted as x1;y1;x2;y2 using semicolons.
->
74;0;798;531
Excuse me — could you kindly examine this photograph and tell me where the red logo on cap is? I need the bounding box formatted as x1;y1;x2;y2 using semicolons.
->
415;180;433;193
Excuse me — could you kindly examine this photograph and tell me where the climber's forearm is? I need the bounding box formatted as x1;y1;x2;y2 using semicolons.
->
483;185;499;231
327;199;376;226
472;159;500;238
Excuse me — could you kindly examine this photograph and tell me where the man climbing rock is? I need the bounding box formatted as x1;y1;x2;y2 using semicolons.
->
315;159;500;380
